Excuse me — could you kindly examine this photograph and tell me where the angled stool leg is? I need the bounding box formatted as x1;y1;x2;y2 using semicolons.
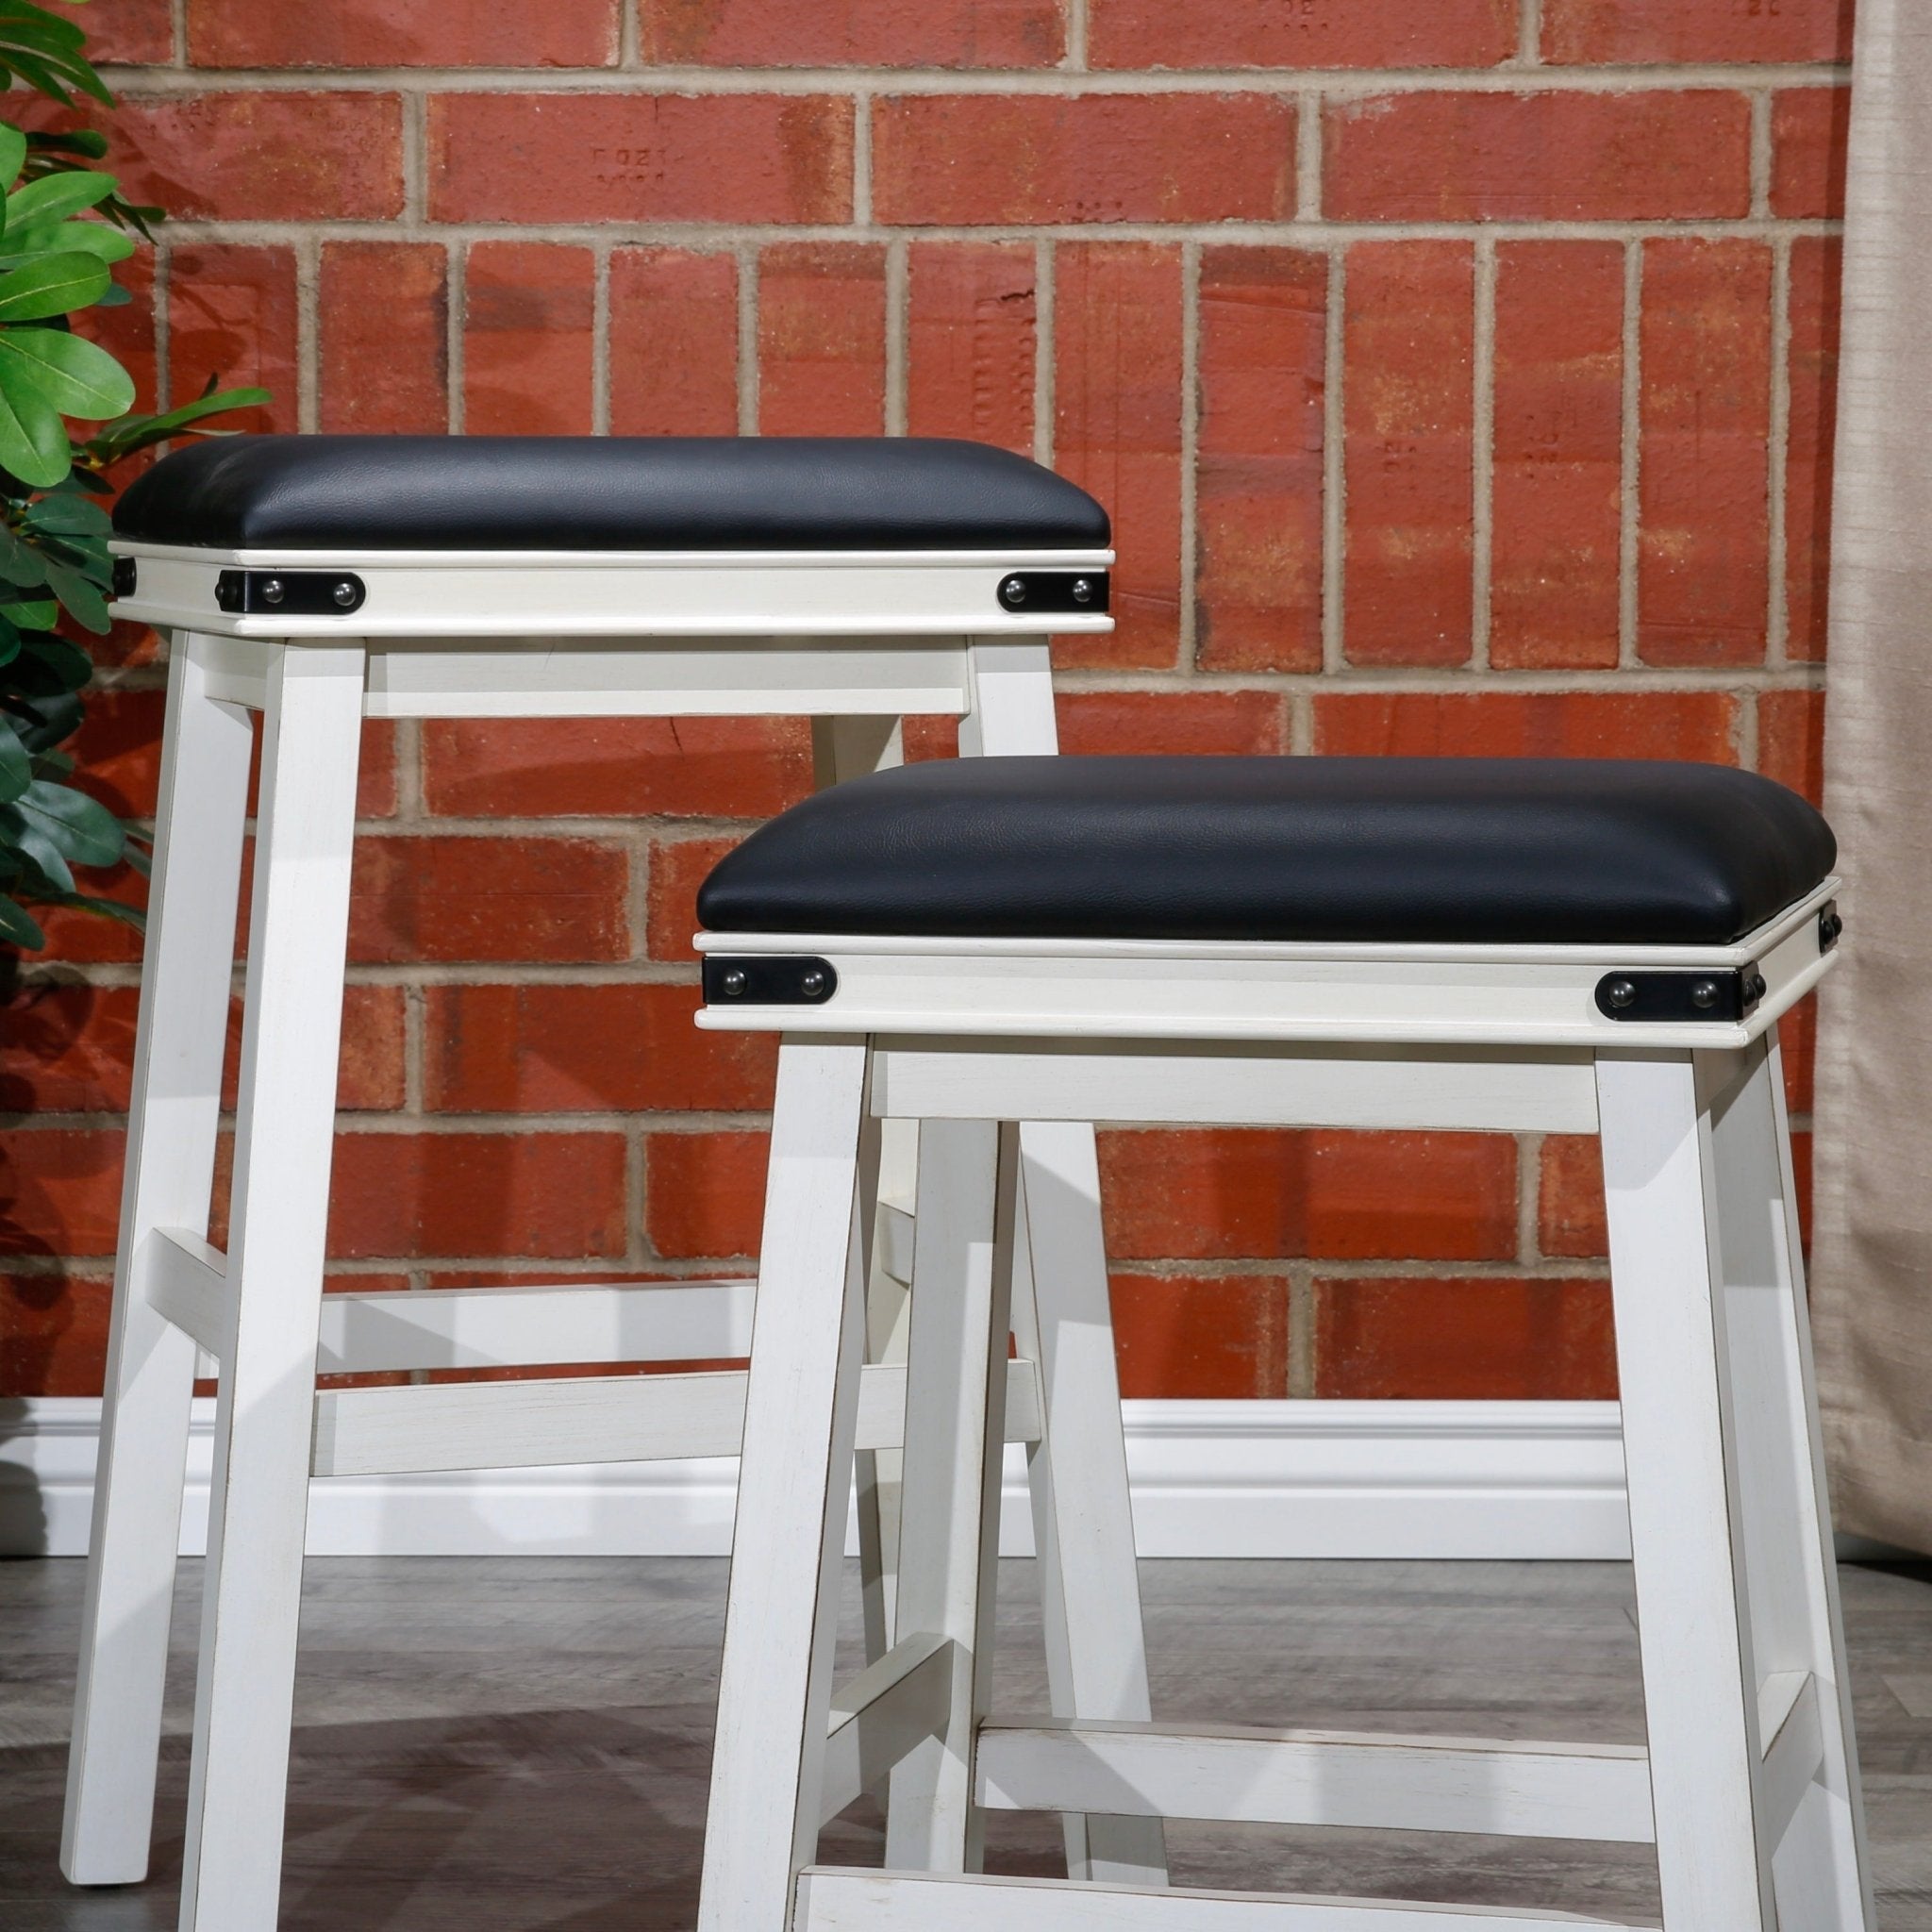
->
175;647;365;1932
1598;1049;1776;1932
63;635;253;1885
884;1121;1016;1874
1012;1123;1168;1885
1701;1038;1877;1930
699;1037;874;1932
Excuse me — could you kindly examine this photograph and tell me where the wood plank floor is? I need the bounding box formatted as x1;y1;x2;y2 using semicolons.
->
2;1556;1928;1928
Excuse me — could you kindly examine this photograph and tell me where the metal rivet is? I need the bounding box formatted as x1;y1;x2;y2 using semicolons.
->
799;968;827;997
332;579;358;608
260;577;285;606
1071;577;1093;605
1690;979;1719;1010
999;575;1026;607
1605;978;1636;1009
721;968;746;996
1748;974;1768;1002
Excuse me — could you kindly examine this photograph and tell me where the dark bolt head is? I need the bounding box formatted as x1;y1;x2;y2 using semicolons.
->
260;577;285;606
1071;577;1094;605
1606;978;1637;1009
999;575;1027;607
721;968;747;997
799;968;828;997
1747;973;1768;1002
332;579;358;608
1690;979;1719;1010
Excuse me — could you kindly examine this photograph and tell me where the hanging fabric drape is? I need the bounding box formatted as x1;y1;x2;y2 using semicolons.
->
1809;0;1932;1557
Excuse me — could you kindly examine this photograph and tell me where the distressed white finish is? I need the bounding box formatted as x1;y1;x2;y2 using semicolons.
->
309;1358;1043;1477
821;1633;955;1824
974;1719;1654;1843
61;636;253;1887
793;1871;1651;1931
139;1230;228;1362
109;542;1114;641
699;883;1837;1052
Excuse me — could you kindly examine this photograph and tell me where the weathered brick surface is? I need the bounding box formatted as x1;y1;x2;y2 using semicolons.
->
8;0;1847;1406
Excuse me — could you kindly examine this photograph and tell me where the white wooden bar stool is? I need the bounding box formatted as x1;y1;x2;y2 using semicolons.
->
692;753;1874;1932
64;435;1165;1926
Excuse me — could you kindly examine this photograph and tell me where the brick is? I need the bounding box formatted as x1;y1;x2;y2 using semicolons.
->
758;243;887;436
326;1132;627;1259
1782;994;1817;1115
40;92;404;222
1773;88;1849;221
874;94;1295;226
645;1130;768;1259
243;717;399;822
1324;91;1751;223
67;687;166;820
1054;242;1184;668
610;248;740;436
0;1131;123;1257
1639;240;1772;666
321;243;449;434
190;0;617;65
348;836;630;964
78;249;157;425
1100;1128;1517;1262
1195;248;1326;674
1109;1273;1290;1399
423;715;811;819
1343;242;1474;667
1091;0;1513;69
1542;0;1851;64
640;0;1064;66
906;242;1036;455
84;0;173;62
1315;1275;1617;1400
648;834;744;962
0;984;140;1114
1786;237;1841;661
1758;689;1824;807
1314;691;1739;761
1490;241;1624;670
424;982;776;1114
167;244;298;434
463;242;595;436
30;872;147;965
1056;690;1286;756
1;1271;113;1398
1538;1136;1606;1257
220;983;406;1112
427;93;853;225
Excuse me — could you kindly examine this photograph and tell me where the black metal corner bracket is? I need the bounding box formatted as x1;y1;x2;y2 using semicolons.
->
996;571;1109;615
214;569;366;617
703;956;839;1008
1595;967;1767;1024
1818;901;1842;952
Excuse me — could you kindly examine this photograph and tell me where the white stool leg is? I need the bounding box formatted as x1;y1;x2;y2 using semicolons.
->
959;638;1168;1883
1702;1038;1877;1930
884;1121;1016;1874
1598;1048;1780;1931
1011;1123;1168;1885
698;1036;874;1932
62;634;253;1885
175;646;366;1932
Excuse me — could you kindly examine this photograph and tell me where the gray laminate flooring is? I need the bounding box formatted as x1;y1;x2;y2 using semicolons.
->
2;1556;1929;1928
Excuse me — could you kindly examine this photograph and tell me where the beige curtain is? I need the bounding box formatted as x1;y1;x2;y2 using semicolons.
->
1809;0;1932;1555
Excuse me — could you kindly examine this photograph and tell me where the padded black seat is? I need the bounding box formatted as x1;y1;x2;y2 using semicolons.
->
697;757;1836;947
110;435;1109;554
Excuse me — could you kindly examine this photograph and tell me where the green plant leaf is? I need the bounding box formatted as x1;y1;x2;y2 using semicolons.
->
0;351;66;485
0;595;58;625
0;325;132;417
0;216;133;267
84;384;270;462
25;128;108;161
0;4;92;54
6;168;112;229
41;554;108;631
14;773;121;864
0;249;109;322
0;125;25;192
0;520;44;584
24;490;107;534
18;629;91;690
0;718;28;800
0;891;44;946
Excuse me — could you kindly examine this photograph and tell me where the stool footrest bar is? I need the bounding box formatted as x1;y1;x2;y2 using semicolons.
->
310;1358;1042;1477
793;1870;1657;1931
973;1717;1655;1844
141;1227;228;1358
1759;1670;1827;1850
819;1632;955;1824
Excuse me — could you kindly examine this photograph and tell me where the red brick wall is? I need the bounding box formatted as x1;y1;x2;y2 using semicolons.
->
0;0;1850;1404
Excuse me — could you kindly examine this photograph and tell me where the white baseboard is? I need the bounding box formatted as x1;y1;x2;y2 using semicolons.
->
0;1395;1631;1560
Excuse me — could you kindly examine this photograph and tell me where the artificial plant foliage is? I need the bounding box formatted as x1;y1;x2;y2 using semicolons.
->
0;1;265;949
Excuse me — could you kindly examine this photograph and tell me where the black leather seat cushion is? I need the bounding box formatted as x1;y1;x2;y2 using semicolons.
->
111;435;1109;554
697;758;1836;946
